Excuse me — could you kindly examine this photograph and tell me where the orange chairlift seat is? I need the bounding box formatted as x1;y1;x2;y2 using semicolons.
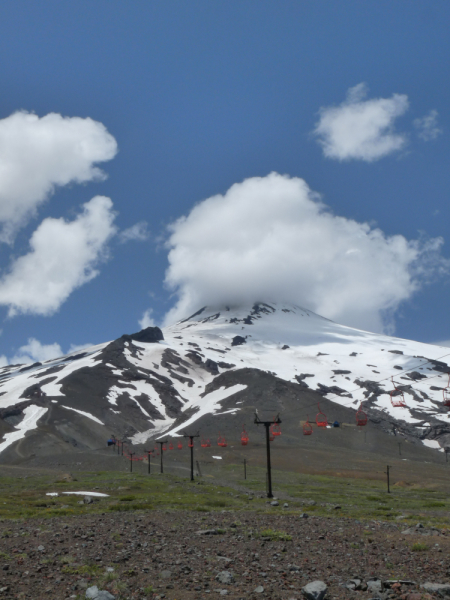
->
241;425;249;446
217;434;227;447
390;377;407;408
168;442;174;450
303;415;313;436
356;403;368;426
316;403;328;427
177;441;183;450
201;437;211;448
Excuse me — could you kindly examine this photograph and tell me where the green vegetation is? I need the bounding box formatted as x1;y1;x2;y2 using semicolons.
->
259;528;292;541
411;542;429;552
0;463;448;528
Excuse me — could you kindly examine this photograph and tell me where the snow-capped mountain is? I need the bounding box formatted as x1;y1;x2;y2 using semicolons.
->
0;302;449;463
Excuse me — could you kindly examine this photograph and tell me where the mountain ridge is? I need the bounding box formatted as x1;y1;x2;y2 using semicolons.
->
0;301;449;464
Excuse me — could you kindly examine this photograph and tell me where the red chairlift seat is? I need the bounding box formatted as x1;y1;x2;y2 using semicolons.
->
241;425;249;446
270;417;281;438
169;442;174;450
390;377;407;408
356;403;368;427
303;416;313;436
316;403;328;427
201;437;211;448
162;444;167;451
177;441;183;450
217;434;227;447
443;389;450;408
188;439;194;448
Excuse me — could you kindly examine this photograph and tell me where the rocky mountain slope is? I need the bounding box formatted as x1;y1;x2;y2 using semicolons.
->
0;302;449;464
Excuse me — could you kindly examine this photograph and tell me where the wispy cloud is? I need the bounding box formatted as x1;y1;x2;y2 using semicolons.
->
313;83;409;162
139;308;155;329
119;221;149;243
414;109;442;141
164;173;448;334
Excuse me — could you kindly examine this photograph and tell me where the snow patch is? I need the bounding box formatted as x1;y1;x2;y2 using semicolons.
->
61;405;104;425
0;405;48;454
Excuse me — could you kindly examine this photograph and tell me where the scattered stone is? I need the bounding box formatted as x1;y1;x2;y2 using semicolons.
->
283;503;289;508
196;529;219;535
345;579;361;590
302;580;327;600
254;585;264;593
270;501;279;506
37;545;45;552
421;583;450;596
216;571;234;585
367;579;383;594
160;570;172;580
299;513;309;518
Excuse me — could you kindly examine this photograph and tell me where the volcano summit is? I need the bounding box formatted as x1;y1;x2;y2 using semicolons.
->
0;302;449;465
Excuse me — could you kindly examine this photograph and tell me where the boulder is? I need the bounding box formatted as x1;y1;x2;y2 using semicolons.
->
302;580;328;600
421;583;450;597
216;571;234;585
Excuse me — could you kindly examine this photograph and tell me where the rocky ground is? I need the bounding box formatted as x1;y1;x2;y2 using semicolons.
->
0;506;449;600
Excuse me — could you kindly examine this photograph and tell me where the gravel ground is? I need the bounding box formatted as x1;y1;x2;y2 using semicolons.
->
0;508;449;600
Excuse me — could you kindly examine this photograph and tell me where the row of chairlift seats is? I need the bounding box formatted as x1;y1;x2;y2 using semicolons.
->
107;376;450;459
106;402;367;460
390;374;450;409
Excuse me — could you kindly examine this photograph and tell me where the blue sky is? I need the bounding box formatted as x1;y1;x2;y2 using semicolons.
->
0;1;449;363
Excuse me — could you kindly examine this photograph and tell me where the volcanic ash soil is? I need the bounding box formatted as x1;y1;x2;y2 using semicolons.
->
0;509;449;600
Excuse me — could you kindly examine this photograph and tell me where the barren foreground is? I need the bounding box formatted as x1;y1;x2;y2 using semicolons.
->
1;508;449;600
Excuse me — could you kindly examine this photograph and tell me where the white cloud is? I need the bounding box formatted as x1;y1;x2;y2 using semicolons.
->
414;110;442;141
68;342;93;354
10;337;63;364
0;195;117;316
313;83;409;162
164;173;448;333
119;221;149;243
139;308;155;329
0;111;117;243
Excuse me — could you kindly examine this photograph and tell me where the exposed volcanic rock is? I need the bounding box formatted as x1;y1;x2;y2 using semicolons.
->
231;335;246;346
20;383;47;399
125;326;164;344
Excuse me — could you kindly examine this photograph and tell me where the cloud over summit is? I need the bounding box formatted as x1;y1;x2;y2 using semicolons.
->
164;173;447;333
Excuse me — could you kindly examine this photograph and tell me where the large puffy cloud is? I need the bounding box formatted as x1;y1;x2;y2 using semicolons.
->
0;111;117;242
0;196;116;316
313;83;409;162
164;173;447;333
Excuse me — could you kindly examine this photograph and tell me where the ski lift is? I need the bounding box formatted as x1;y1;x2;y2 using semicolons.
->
154;444;160;456
201;437;211;448
241;425;249;446
107;438;115;446
188;438;194;448
162;444;167;452
316;403;328;427
390;377;407;408
443;388;450;408
270;417;281;437
268;430;275;442
177;441;183;450
356;403;368;427
303;416;313;436
169;442;174;450
217;434;227;447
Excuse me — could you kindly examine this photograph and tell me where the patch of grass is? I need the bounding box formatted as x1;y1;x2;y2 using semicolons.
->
259;528;292;541
424;502;446;508
61;564;103;576
0;551;10;560
119;495;137;502
411;543;429;552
